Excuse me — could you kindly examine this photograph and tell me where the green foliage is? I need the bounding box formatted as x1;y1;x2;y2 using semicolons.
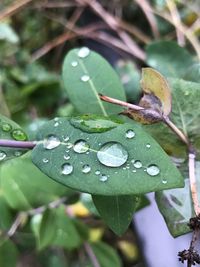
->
0;240;18;267
32;116;183;195
62;48;126;115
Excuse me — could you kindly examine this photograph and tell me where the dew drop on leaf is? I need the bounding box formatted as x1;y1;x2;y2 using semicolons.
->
2;123;12;132
54;122;59;127
0;151;6;161
146;164;160;176
132;169;137;173
63;136;69;142
97;142;128;167
125;129;135;139
99;174;108;182
14;151;22;157
95;170;100;175
82;164;91;174
71;61;78;67
11;129;27;141
64;154;70;160
73;140;90;154
66;142;73;149
78;47;90;58
81;75;90;82
42;158;49;163
43;135;61;150
133;160;142;169
146;144;151;148
162;178;167;184
61;163;73;175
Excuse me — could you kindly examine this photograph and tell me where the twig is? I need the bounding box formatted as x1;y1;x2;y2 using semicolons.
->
0;140;36;149
0;0;33;21
84;242;100;267
7;213;25;237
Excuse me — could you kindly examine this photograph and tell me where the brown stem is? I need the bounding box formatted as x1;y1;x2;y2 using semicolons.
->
99;94;144;111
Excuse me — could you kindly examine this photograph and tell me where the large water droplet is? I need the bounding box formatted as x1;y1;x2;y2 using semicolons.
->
11;129;27;141
0;151;6;161
81;75;90;82
71;61;78;67
125;129;135;139
78;47;90;58
61;163;73;175
73;140;90;153
95;170;100;175
2;123;12;132
133;160;142;168
43;135;60;150
99;174;108;182
146;164;160;176
97;142;128;167
82;164;91;174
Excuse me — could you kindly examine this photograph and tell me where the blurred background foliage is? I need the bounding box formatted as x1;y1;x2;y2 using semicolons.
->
0;0;199;266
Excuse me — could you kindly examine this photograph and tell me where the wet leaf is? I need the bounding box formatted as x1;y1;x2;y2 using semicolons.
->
0;114;28;163
146;41;195;78
90;241;122;267
32;116;183;196
0;153;71;210
62;47;126;116
92;195;138;235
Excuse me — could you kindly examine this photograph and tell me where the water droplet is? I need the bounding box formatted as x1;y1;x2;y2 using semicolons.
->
66;142;73;149
43;135;60;150
11;129;27;141
95;170;100;175
146;164;160;176
54;122;59;127
61;163;73;175
73;140;90;153
2;123;12;132
131;159;135;164
125;129;135;139
14;151;22;157
97;142;128;167
63;136;69;142
132;169;137;173
0;151;6;161
133;160;142;169
146;144;151;148
43;158;49;163
64;154;70;160
71;61;78;67
78;47;90;58
54;117;59;121
99;174;108;182
162;178;167;184
144;168;147;172
81;75;90;82
82;164;91;173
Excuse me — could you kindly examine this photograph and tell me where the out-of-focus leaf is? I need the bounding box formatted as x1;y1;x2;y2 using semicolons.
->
32;116;183;196
146;41;195;78
92;195;138;235
90;241;122;267
80;193;99;216
1;153;71;210
0;240;18;267
0;114;28;163
115;60;141;103
0;196;13;231
0;87;10;117
0;23;19;44
62;47;126;115
183;63;200;83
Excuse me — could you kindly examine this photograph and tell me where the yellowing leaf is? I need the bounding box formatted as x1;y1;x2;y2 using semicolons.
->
141;68;172;116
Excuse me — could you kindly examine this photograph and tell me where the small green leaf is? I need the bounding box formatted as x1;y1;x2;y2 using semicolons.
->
92;195;138;235
1;153;71;210
146;41;195;78
32;116;183;195
89;241;122;267
62;48;126;115
0;114;28;163
0;240;18;267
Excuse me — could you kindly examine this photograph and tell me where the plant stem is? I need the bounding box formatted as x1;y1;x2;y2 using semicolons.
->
84;242;100;267
0;139;36;149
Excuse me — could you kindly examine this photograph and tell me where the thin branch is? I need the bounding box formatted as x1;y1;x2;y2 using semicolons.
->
84;242;101;267
0;0;33;21
7;213;25;237
0;140;36;149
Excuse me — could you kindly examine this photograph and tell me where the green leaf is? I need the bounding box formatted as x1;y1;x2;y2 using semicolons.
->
146;41;195;78
90;241;122;267
144;79;200;158
0;88;10;117
0;114;28;163
92;195;138;235
183;63;200;83
0;196;13;231
1;153;71;210
115;60;141;103
52;205;82;249
62;48;126;115
31;209;57;250
0;240;18;267
32;116;183;195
